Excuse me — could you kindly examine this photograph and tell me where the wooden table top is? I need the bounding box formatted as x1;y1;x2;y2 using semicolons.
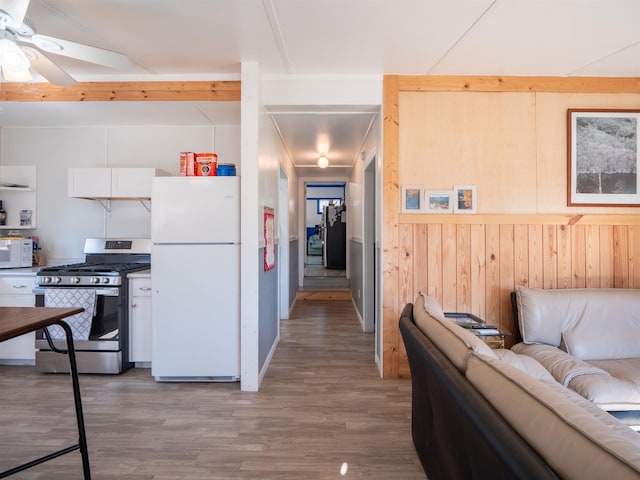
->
0;307;84;343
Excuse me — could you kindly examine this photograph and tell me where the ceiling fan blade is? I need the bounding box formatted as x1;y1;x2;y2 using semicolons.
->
27;34;131;70
0;0;29;28
21;46;75;86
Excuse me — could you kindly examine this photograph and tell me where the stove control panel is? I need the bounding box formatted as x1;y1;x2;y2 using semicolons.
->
36;275;122;287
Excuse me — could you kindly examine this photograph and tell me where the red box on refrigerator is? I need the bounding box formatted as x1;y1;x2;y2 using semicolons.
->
180;152;196;176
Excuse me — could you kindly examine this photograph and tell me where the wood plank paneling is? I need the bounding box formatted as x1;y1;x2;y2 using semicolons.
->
600;226;615;288
413;225;428;295
614;226;630;288
485;224;501;325
470;224;486;318
528;225;543;288
426;224;443;305
441;224;457;312
514;225;529;287
585;225;600;288
631;226;640;289
456;224;471;312
572;225;586;288
398;221;640;349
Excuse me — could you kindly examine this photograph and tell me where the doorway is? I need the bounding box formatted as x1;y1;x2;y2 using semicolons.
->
303;181;349;290
363;156;376;334
279;167;290;320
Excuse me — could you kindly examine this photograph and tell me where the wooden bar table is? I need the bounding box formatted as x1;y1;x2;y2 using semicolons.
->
0;307;90;479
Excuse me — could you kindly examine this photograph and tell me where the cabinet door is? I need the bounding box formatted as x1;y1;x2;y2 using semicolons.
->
129;278;152;363
0;276;36;362
68;168;111;198
112;168;166;198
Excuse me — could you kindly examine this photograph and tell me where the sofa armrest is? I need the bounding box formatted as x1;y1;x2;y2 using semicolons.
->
512;343;610;387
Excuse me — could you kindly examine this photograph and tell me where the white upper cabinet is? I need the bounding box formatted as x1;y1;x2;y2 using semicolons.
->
68;168;168;199
68;168;111;198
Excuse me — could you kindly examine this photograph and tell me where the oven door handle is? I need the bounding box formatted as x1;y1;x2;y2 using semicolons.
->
33;287;120;297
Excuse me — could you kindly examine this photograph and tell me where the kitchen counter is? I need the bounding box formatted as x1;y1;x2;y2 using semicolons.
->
128;269;150;278
0;267;41;276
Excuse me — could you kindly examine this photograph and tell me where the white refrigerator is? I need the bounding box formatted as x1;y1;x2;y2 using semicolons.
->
151;176;240;381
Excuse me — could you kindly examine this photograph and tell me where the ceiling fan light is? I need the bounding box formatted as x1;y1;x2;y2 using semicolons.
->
2;67;31;82
317;156;329;168
0;39;29;72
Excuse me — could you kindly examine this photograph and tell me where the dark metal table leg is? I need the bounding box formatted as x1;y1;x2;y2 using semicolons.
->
57;320;91;480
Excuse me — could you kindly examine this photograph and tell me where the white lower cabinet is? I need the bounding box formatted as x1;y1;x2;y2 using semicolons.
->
129;276;152;365
0;275;36;364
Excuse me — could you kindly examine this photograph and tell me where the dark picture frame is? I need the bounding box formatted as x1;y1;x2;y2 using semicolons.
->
567;109;640;206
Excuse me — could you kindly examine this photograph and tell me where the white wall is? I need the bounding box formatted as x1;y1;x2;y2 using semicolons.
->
0;124;239;263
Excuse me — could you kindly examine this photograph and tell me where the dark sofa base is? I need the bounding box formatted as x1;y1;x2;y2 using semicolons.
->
399;303;559;479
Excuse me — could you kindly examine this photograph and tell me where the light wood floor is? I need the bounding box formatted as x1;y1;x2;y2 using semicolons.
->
0;299;425;479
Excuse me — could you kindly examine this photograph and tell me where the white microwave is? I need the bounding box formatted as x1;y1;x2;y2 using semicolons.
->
0;238;33;269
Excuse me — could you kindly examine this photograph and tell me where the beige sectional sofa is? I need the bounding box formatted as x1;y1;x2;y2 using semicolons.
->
512;286;640;419
401;292;640;479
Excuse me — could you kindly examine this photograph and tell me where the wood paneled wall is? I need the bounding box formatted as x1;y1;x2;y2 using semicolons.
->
383;76;640;379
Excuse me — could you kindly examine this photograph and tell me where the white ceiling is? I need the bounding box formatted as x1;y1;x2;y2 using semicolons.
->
1;0;639;171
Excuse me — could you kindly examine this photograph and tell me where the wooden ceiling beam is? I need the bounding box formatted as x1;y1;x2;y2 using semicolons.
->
397;75;640;93
0;81;241;102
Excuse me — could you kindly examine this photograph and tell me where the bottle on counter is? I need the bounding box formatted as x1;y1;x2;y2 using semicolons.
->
0;201;6;226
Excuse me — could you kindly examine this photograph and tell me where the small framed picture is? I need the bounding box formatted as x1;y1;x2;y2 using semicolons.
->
425;190;453;213
401;185;424;213
453;185;477;214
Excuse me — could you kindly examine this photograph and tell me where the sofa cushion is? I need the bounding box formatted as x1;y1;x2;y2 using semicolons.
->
466;352;640;479
514;343;640;411
570;358;640;411
493;349;556;382
413;293;496;372
420;291;445;319
512;343;610;386
515;286;640;357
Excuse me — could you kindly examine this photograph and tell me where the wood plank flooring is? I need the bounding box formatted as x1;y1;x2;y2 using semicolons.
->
0;299;425;479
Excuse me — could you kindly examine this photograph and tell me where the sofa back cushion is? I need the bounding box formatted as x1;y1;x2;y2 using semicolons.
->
466;352;640;479
516;286;640;360
413;293;496;372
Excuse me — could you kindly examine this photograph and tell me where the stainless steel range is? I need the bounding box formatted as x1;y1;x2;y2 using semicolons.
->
34;238;151;374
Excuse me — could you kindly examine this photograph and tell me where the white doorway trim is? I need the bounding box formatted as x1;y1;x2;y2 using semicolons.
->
278;167;290;320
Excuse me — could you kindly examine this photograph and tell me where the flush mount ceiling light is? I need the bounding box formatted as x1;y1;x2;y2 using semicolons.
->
317;156;329;168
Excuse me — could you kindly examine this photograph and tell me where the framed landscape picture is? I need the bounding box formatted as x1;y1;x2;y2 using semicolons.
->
453;185;477;214
425;190;453;213
568;109;640;206
401;185;424;213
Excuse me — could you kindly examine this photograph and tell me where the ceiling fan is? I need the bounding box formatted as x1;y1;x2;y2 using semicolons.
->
0;0;131;85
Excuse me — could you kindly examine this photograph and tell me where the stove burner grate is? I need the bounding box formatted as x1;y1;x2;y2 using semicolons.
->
39;262;149;275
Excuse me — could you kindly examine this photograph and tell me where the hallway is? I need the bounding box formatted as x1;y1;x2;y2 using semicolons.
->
0;300;424;479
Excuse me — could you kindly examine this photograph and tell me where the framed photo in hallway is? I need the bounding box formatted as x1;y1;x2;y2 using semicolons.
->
568;109;640;206
401;185;424;213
